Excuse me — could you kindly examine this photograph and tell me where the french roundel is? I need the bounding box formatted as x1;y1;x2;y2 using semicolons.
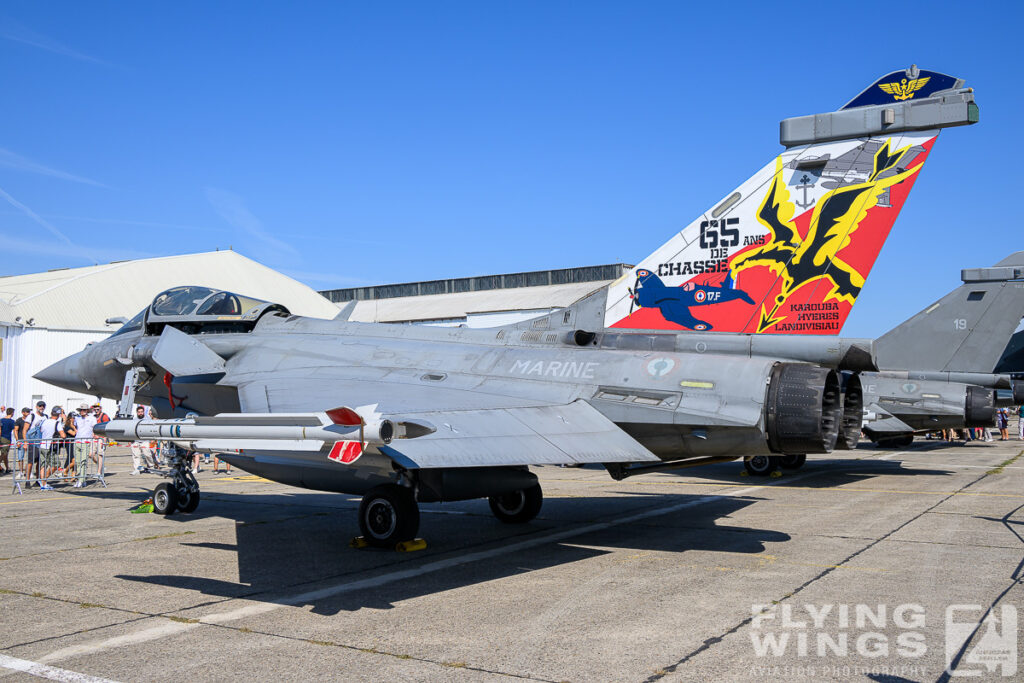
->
695;290;706;302
695;324;708;330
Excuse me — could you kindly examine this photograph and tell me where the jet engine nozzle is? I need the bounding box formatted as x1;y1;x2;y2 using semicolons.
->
834;373;864;450
964;386;996;428
765;363;842;454
1012;381;1024;406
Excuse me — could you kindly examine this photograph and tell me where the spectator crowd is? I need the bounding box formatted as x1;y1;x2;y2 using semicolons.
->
0;400;110;489
1;399;231;490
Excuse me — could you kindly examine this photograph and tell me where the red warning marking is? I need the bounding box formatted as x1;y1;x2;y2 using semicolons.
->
326;407;362;426
328;441;363;465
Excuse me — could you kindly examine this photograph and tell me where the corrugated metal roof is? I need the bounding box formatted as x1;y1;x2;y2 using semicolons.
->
0;250;339;331
322;264;631;302
349;280;609;323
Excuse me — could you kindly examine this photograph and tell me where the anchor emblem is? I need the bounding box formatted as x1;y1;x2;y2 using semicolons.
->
795;173;815;209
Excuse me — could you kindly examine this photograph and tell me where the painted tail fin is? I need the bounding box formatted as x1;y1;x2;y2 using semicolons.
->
604;66;978;334
875;252;1024;373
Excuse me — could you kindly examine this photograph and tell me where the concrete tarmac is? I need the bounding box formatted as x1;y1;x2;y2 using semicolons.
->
1;439;1022;682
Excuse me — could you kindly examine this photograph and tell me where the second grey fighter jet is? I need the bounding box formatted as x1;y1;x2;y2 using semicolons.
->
859;252;1024;446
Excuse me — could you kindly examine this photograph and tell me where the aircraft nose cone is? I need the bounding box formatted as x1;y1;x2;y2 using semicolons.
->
34;351;86;392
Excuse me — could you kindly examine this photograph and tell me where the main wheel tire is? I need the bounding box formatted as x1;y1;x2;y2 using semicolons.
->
876;434;914;449
358;484;419;548
152;483;178;515
744;455;781;477
488;483;543;524
177;486;200;513
779;454;807;470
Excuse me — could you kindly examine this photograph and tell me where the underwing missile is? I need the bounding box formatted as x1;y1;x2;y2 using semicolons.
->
94;406;435;447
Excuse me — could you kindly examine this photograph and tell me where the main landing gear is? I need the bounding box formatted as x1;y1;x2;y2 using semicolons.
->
151;447;201;515
356;481;545;548
744;454;806;476
488;483;543;524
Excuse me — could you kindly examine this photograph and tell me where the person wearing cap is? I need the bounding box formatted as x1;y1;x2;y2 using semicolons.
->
72;403;97;487
24;401;47;486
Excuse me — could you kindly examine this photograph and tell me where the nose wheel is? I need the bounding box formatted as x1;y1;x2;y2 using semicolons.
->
151;447;201;515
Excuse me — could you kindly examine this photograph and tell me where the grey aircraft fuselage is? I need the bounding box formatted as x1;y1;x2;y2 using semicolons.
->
860;371;1006;439
43;310;872;495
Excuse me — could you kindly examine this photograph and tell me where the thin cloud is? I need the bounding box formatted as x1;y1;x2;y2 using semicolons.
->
0;210;214;232
205;187;299;259
0;148;107;187
0;18;108;65
0;185;75;248
0;232;153;267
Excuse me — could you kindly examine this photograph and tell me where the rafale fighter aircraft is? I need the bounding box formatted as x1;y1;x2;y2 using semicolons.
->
857;252;1024;447
36;67;979;546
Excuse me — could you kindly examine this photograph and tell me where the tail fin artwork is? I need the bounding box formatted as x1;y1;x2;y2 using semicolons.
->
605;66;979;334
875;252;1024;373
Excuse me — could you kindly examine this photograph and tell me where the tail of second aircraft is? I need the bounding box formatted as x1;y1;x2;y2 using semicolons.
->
604;66;978;334
875;252;1024;373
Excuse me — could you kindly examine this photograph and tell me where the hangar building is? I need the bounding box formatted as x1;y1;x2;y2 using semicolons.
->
0;251;339;413
320;264;629;327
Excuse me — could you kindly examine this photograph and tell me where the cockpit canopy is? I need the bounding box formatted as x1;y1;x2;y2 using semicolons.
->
111;286;290;337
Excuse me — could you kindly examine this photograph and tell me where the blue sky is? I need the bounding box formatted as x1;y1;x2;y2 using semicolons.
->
0;1;1020;338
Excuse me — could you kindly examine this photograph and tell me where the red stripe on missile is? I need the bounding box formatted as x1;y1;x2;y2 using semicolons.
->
327;440;363;465
326;407;362;426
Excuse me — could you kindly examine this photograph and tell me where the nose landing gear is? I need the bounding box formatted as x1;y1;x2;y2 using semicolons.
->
150;446;201;515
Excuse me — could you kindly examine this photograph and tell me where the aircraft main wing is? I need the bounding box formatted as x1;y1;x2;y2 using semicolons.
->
232;376;661;468
378;400;660;469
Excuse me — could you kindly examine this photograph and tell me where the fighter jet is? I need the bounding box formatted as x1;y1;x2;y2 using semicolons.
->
35;67;979;546
857;253;1024;447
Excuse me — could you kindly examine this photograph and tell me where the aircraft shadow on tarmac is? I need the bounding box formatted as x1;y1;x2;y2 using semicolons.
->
662;458;957;488
85;448;959;615
109;489;789;614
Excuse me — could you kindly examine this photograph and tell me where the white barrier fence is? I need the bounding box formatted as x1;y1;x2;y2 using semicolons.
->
10;437;107;493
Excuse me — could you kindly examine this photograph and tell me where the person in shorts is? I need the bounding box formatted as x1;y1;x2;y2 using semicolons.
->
38;407;65;490
997;408;1010;441
0;407;14;474
13;408;30;479
25;401;47;486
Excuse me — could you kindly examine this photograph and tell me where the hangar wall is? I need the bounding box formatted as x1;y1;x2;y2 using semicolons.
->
0;250;339;414
0;326;108;413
